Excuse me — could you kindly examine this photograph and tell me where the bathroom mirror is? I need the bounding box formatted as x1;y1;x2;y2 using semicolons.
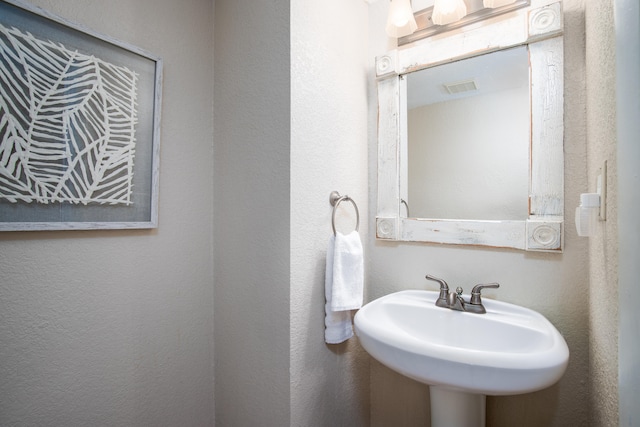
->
375;1;564;251
405;46;530;220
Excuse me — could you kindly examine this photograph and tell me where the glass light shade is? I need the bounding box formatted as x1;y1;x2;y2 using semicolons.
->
432;0;468;25
386;0;418;38
483;0;517;7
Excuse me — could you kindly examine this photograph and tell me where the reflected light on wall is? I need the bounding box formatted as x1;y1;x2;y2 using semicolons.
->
432;0;467;25
386;0;418;37
483;0;518;7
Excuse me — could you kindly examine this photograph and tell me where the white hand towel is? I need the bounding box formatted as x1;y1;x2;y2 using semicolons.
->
331;231;364;311
324;234;354;344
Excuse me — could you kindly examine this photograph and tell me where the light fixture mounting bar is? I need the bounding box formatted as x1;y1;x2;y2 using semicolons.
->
398;0;530;46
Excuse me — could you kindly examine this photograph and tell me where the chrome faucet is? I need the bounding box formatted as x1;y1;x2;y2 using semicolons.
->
425;274;500;314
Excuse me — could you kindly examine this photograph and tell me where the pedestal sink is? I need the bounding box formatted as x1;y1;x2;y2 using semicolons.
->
354;290;569;427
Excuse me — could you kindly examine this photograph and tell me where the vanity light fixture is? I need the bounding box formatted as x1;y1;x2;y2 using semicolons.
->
396;0;530;46
386;0;418;37
432;0;468;26
483;0;518;8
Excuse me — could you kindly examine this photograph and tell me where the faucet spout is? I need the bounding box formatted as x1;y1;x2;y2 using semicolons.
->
447;289;465;311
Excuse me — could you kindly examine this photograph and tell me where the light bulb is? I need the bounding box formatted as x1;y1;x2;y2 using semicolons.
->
432;0;468;26
393;16;410;27
386;0;418;37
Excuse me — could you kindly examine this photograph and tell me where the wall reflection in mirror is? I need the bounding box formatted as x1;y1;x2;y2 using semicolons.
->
401;46;530;220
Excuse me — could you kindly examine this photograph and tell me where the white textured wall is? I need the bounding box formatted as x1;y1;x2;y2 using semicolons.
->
214;0;370;425
586;0;619;424
290;0;370;425
367;1;590;425
213;1;291;425
0;0;215;426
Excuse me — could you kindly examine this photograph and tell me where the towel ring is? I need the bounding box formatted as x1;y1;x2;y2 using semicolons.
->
330;191;360;236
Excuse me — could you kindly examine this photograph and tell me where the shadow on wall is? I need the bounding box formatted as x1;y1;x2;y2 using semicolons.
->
487;383;560;426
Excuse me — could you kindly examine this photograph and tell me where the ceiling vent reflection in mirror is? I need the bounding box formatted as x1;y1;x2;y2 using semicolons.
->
443;79;478;94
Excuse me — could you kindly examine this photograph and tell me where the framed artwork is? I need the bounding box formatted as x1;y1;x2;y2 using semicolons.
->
0;0;162;231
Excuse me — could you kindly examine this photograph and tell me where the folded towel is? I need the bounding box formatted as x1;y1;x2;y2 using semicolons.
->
324;234;354;344
331;231;364;311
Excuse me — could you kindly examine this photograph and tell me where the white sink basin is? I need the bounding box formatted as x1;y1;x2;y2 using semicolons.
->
354;290;569;396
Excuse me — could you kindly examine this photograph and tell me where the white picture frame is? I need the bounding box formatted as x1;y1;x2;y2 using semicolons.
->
0;0;162;231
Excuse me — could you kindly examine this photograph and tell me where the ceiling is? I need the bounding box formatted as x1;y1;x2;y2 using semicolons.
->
406;45;529;108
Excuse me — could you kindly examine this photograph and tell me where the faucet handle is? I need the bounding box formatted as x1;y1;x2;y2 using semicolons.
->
425;274;449;290
470;283;500;305
425;274;450;308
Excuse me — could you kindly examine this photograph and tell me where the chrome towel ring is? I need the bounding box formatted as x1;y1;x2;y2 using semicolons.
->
330;191;360;236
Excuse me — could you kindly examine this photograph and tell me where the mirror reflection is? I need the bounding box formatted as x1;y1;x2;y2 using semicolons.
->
402;46;530;220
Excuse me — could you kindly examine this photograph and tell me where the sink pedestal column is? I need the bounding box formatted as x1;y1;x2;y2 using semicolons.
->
429;386;485;427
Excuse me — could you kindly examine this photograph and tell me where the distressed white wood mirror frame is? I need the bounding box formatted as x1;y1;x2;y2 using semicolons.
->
375;0;564;252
